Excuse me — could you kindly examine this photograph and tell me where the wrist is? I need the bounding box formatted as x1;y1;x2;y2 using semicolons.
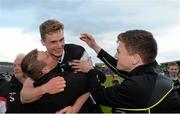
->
72;105;79;113
72;104;80;113
40;84;47;95
93;45;101;54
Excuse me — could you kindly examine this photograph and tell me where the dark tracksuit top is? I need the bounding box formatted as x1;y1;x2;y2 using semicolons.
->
87;49;180;113
23;44;90;113
59;44;85;72
23;68;89;113
7;76;24;113
97;49;129;79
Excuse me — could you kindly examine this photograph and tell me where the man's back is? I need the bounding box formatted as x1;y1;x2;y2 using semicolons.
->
23;67;88;113
87;61;180;113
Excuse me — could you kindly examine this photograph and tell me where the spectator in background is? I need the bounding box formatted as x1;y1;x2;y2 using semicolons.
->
167;62;180;91
71;30;180;112
7;53;27;113
111;79;120;86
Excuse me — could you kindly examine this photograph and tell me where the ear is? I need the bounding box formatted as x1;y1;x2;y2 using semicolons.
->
42;67;49;74
41;39;46;46
131;54;141;65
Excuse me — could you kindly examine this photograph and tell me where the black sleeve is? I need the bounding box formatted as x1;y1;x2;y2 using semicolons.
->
87;69;133;108
93;68;106;83
97;49;128;79
64;44;85;60
62;44;85;71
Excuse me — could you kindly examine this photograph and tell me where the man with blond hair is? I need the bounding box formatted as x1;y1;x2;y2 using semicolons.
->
20;19;91;113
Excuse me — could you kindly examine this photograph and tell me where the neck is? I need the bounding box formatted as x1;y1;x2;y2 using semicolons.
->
170;75;177;81
51;55;60;61
49;57;58;71
18;76;26;84
130;62;144;72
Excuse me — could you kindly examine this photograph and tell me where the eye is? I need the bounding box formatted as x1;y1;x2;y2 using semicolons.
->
50;41;56;44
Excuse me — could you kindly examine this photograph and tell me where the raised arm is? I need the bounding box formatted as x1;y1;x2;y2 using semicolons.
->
80;33;101;54
80;33;117;67
80;33;128;78
20;77;66;103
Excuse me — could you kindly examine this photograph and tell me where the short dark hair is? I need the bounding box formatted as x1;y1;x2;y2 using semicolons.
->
21;49;46;81
118;30;157;64
39;19;64;40
167;62;179;69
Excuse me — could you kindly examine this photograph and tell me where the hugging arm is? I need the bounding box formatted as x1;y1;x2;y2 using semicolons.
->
20;77;66;103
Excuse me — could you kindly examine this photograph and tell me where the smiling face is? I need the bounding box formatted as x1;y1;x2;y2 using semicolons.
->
167;64;179;78
39;19;65;60
41;30;65;60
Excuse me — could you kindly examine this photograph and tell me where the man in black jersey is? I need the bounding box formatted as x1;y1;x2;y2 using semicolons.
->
71;30;180;113
20;19;91;113
21;49;89;113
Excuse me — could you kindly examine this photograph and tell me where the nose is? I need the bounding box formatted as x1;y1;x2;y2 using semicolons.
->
14;65;21;71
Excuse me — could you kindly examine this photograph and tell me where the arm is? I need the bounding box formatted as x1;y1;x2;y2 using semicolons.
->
94;68;106;83
20;78;43;103
80;33;116;64
70;59;127;107
58;92;90;113
80;33;101;54
80;33;117;70
80;33;128;78
20;77;66;103
97;49;128;78
70;58;136;108
72;92;90;112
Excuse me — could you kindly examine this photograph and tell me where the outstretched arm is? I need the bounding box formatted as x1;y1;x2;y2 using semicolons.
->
20;77;66;103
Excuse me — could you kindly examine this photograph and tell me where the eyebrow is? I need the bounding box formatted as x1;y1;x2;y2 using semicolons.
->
60;37;64;41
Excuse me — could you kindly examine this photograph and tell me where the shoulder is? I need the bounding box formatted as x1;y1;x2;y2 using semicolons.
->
9;76;20;84
65;44;85;51
64;44;85;60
